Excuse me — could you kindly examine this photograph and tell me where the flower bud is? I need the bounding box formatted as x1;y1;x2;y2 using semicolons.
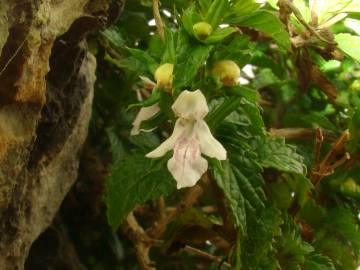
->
193;22;212;40
155;63;174;90
211;60;240;86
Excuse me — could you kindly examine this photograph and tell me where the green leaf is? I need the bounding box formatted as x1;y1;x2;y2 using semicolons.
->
162;27;176;63
268;182;294;210
126;47;159;74
205;0;230;28
314;237;357;270
241;204;283;269
127;87;160;110
335;33;360;63
212;160;246;234
204;27;237;44
229;10;291;50
232;166;265;210
226;85;260;103
325;207;360;254
105;153;175;229
257;137;306;174
106;128;125;165
304;253;336;270
316;0;360;24
226;0;260;21
206;96;242;131
292;0;311;23
198;0;211;16
252;68;281;89
181;4;201;36
173;29;213;90
102;27;125;48
301;112;339;132
159;91;175;120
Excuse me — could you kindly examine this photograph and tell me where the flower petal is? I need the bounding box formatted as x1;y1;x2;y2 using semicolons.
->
146;119;188;158
167;137;208;189
172;90;209;120
195;120;227;160
139;76;156;90
131;104;160;136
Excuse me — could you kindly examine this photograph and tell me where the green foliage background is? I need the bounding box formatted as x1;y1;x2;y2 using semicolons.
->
83;0;360;269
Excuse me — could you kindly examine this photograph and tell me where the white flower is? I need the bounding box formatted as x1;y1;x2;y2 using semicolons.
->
131;76;159;136
130;104;160;136
146;90;227;189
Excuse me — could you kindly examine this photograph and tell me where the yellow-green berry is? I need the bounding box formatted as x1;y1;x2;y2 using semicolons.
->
211;60;240;86
193;22;213;40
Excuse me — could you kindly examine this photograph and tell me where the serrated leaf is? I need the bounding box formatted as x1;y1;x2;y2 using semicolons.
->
335;33;360;63
232;166;265;210
206;96;242;131
257;137;306;174
241;204;283;269
229;10;291;50
212;160;246;234
105;153;174;229
173;29;213;90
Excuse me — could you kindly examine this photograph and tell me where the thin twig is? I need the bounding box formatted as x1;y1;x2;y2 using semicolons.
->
123;213;155;270
157;196;166;221
183;245;232;268
268;127;336;142
147;174;209;238
146;239;232;268
283;0;336;45
310;130;350;185
314;128;324;164
152;0;165;40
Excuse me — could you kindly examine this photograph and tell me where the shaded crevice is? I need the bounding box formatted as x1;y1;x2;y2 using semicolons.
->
27;15;107;169
0;0;33;106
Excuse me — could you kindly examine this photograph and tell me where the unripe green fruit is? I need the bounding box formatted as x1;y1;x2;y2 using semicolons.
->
155;63;174;90
193;22;213;40
211;60;240;86
350;80;360;92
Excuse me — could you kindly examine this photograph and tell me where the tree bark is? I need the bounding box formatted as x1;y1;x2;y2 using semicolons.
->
0;0;122;268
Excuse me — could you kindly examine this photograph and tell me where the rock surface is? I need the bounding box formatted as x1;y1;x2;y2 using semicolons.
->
0;0;122;268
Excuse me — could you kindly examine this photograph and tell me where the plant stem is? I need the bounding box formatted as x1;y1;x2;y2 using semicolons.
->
152;0;165;40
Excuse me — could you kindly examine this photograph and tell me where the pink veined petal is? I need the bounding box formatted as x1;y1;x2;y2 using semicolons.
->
146;119;188;158
171;90;209;120
131;104;160;136
195;119;227;160
167;137;208;189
